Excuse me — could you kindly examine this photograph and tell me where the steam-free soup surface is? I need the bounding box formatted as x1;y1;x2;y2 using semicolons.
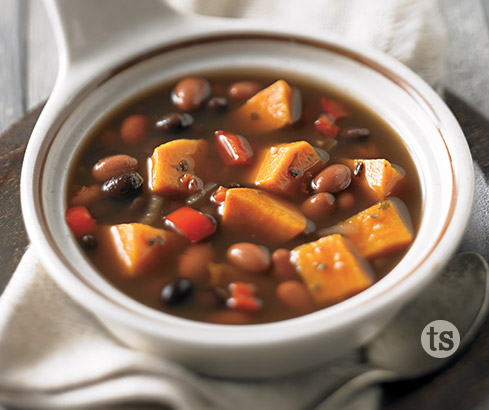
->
66;70;421;325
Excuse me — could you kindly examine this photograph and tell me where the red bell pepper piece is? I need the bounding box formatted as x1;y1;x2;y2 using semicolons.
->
320;96;350;120
314;114;340;138
226;282;262;312
66;206;97;238
212;186;227;203
215;130;254;166
165;206;216;242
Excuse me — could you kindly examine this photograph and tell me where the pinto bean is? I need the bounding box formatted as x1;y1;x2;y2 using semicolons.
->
120;114;148;144
271;249;300;282
92;154;138;182
172;77;211;111
311;164;351;193
336;191;355;211
227;81;262;100
300;192;336;221
276;280;316;313
177;244;215;283
226;243;271;274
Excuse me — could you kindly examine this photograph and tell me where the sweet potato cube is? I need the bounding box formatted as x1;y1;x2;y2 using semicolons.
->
291;234;373;304
338;199;413;259
347;159;404;201
148;139;208;195
99;223;177;276
233;80;301;133
255;141;326;197
221;188;306;244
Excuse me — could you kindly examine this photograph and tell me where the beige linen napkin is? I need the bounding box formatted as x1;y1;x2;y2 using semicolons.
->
168;0;448;87
0;0;453;409
0;248;382;410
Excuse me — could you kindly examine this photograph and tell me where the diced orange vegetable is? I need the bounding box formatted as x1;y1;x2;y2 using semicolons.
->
314;114;339;138
338;199;413;259
148;139;208;196
66;206;97;238
222;188;306;244
98;223;178;276
165;206;216;242
320;96;350;120
233;80;301;133
254;141;325;197
346;159;405;201
291;234;373;304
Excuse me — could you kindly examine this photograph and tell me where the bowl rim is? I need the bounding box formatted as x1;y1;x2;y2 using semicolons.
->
21;30;474;348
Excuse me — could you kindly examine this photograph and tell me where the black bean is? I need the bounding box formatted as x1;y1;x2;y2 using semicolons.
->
155;113;194;132
339;126;370;141
206;97;228;113
161;278;194;307
101;171;144;198
81;234;97;249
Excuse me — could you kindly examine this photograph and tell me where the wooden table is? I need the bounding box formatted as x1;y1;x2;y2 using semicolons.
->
1;1;489;409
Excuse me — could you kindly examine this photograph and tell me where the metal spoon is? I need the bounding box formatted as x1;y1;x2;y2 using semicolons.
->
309;252;489;410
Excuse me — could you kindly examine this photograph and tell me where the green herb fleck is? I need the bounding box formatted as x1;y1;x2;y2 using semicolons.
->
370;214;380;219
171;159;189;171
289;169;301;178
309;283;322;292
379;201;391;210
317;262;329;270
288;152;301;178
148;236;164;246
250;112;259;120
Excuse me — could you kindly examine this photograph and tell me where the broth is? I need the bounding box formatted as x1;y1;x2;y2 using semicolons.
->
66;69;421;324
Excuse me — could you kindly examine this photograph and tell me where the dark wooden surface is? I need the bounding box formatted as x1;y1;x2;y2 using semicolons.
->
0;104;41;292
382;91;489;410
0;92;487;409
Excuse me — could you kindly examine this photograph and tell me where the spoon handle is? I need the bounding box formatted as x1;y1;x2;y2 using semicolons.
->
308;367;397;410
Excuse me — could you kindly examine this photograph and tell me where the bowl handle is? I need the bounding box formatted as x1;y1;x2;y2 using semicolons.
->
43;0;185;71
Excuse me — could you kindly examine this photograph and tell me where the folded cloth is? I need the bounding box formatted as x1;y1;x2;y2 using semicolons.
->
0;0;465;409
0;247;382;410
167;0;448;87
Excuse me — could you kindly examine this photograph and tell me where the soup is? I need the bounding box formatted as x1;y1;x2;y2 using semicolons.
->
65;70;421;325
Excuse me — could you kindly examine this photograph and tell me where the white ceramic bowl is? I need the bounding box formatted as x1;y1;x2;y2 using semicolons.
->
21;0;474;377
